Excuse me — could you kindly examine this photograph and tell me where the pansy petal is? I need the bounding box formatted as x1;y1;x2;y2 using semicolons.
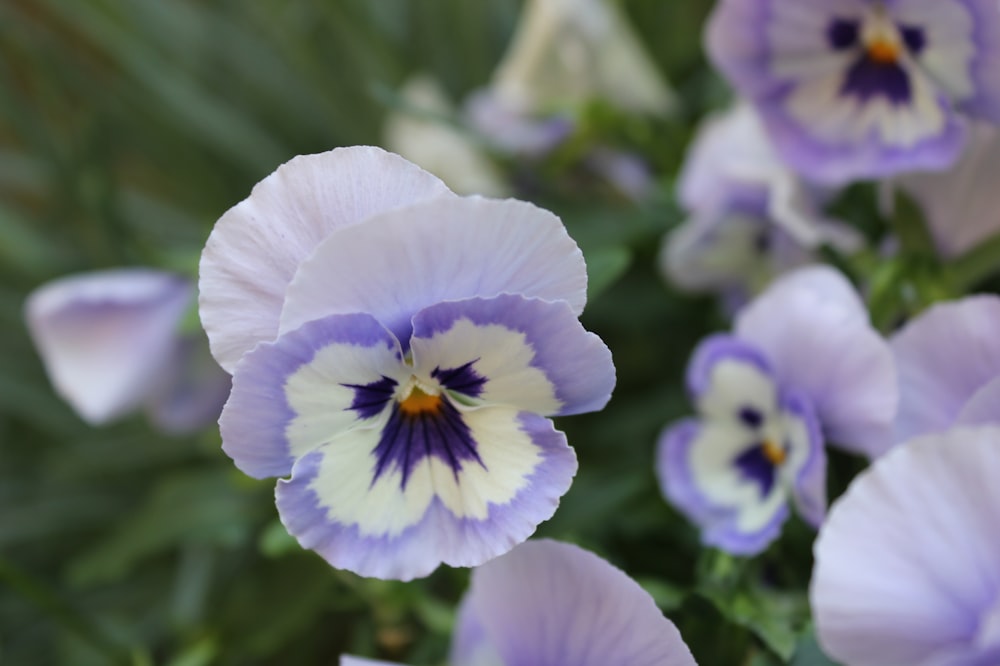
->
199;146;453;372
24;269;192;425
451;596;506;666
410;295;614;417
456;539;696;666
898;122;1000;259
686;334;774;409
811;426;1000;666
220;313;405;479
278;196;587;347
657;418;789;555
275;409;576;580
736;266;897;456
957;376;1000;427
891;295;1000;443
145;334;231;435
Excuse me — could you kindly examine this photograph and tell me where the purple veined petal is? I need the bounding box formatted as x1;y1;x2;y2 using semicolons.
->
199;146;454;372
452;539;696;666
409;295;615;418
735;265;897;457
811;426;1000;666
279;196;587;348
898;122;1000;259
220;313;406;480
145;333;231;435
24;269;192;425
891;295;1000;445
956;376;1000;427
275;409;576;580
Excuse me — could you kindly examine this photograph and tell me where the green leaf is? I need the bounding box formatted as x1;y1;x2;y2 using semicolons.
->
585;246;632;300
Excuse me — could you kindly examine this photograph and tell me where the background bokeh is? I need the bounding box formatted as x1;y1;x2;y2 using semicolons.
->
0;2;841;664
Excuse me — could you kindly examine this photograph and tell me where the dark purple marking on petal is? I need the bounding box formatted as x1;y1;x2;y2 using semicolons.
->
738;406;764;429
900;24;926;55
343;376;398;419
828;19;860;51
431;360;487;398
734;444;780;497
841;55;911;105
372;398;486;489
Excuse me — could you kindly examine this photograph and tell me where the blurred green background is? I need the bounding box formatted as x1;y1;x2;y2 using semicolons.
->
0;2;837;664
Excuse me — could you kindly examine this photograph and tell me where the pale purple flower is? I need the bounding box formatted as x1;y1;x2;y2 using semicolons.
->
201;147;615;580
811;425;1000;666
891;295;1000;446
657;266;897;554
896;121;1000;258
491;0;674;117
25;269;228;433
707;0;1000;185
661;104;860;305
342;539;697;666
383;76;510;198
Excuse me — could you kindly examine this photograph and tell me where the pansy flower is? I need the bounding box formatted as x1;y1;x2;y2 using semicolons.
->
341;539;697;666
891;294;1000;446
707;0;1000;184
657;266;897;554
25;268;229;433
896;121;1000;259
200;147;615;580
811;425;1000;665
661;104;860;307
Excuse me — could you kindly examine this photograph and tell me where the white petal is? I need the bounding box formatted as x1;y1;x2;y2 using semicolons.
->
25;269;192;425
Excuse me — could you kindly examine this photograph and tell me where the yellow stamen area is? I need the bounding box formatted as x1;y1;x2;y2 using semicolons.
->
867;38;900;64
762;440;787;466
399;386;442;416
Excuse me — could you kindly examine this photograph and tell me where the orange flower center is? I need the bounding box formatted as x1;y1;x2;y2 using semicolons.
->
867;38;900;64
398;386;442;416
762;440;787;466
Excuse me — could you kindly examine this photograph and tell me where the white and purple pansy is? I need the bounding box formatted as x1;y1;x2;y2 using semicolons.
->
707;0;1000;184
657;334;826;554
201;147;615;580
342;539;697;666
657;266;898;554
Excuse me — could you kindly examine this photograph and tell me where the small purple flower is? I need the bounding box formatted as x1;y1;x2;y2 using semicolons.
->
662;104;861;306
657;266;897;554
708;0;1000;184
201;147;615;580
342;539;697;666
891;295;1000;446
897;121;1000;258
811;425;1000;665
25;269;228;433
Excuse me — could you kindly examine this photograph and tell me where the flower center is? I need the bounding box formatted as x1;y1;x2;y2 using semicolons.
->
867;37;900;64
761;439;787;466
398;385;442;416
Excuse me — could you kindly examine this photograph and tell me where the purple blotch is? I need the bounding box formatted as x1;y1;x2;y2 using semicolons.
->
343;376;397;420
432;360;487;398
841;56;911;105
734;444;778;497
900;25;926;55
371;399;486;489
739;406;764;429
828;18;860;50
